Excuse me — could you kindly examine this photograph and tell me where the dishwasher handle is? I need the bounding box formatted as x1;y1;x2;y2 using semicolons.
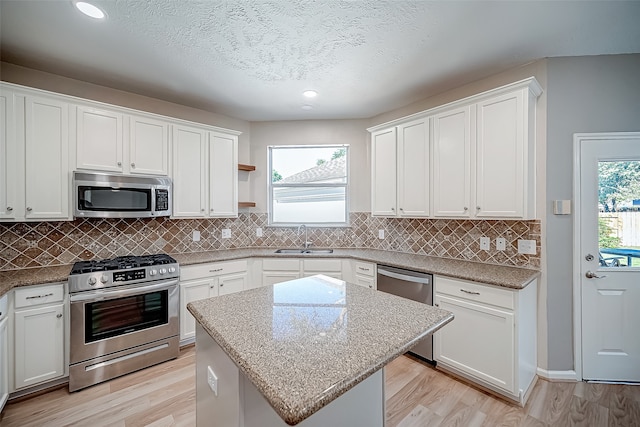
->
377;267;431;285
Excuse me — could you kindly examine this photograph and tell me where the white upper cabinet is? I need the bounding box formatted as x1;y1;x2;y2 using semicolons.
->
209;131;238;217
371;118;430;218
0;87;17;220
76;105;124;173
76;106;169;176
172;125;239;218
129;114;169;176
371;77;541;220
172;125;208;218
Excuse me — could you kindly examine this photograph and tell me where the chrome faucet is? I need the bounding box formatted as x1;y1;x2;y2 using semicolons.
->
297;224;312;249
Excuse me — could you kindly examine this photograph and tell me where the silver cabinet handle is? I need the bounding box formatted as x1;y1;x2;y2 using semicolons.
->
209;268;223;273
391;207;395;211
460;289;480;295
131;163;135;168
358;267;370;271
220;284;224;287
463;207;468;211
26;207;33;212
56;313;62;318
117;161;122;166
585;271;607;279
6;206;12;211
476;206;481;210
26;293;54;299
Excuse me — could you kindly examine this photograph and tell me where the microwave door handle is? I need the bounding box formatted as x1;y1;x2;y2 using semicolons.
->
69;279;178;302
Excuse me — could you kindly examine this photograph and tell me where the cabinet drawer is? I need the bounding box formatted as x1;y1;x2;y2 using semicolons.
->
0;294;7;320
14;283;65;309
435;276;514;310
302;259;342;272
354;261;376;277
262;258;300;271
180;260;248;281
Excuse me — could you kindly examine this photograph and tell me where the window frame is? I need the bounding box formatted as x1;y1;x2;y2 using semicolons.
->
267;144;350;227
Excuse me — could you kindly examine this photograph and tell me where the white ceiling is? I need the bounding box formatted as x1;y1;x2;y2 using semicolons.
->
1;1;639;121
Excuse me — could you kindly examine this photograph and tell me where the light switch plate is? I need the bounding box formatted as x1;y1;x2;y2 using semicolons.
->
378;229;385;239
256;227;263;237
221;229;231;239
496;237;506;251
192;230;201;242
517;239;536;255
479;236;490;251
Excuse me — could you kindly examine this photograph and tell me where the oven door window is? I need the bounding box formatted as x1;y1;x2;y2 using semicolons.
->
85;290;168;343
78;186;151;212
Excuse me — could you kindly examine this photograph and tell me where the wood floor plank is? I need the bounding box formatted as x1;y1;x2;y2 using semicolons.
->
2;350;639;427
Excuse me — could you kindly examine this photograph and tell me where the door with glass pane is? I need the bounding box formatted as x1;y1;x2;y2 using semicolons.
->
578;132;640;381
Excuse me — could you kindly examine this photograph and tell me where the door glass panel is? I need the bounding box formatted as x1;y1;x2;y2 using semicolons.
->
598;160;640;268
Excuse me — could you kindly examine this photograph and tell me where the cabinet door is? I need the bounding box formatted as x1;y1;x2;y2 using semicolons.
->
432;106;472;217
476;91;524;218
76;105;123;173
180;278;215;342
129;115;169;176
371;127;397;216
434;294;515;393
172;125;208;218
219;272;247;296
397;118;430;217
262;272;300;287
14;303;65;389
209;131;238;217
354;275;375;289
0;88;18;220
0;317;8;411
25;96;70;220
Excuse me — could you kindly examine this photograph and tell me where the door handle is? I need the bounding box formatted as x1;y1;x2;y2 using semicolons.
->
585;271;607;279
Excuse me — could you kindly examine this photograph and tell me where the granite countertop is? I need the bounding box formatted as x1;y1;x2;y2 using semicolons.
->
187;275;454;425
0;247;539;298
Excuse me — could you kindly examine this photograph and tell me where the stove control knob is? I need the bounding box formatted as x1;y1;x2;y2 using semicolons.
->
88;276;97;286
168;267;176;273
149;269;157;276
160;268;167;275
100;274;109;284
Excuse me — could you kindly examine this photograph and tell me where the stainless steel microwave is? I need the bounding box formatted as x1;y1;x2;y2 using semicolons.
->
73;171;172;218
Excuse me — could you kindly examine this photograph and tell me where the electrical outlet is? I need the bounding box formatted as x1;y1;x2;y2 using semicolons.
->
192;230;201;242
517;239;536;255
479;236;490;251
496;237;506;251
378;229;385;239
207;365;218;396
256;227;263;237
221;229;231;239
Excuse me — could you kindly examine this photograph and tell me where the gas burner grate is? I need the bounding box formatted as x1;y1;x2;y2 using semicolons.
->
70;254;177;274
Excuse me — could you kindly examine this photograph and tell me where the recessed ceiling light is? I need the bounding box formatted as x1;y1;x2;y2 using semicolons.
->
302;90;318;98
74;1;106;19
301;105;314;111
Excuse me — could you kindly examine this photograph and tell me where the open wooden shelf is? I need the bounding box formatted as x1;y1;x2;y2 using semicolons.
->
238;202;256;208
238;164;256;171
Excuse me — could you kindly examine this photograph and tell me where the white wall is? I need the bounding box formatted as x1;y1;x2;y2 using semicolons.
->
545;54;640;371
248;120;371;213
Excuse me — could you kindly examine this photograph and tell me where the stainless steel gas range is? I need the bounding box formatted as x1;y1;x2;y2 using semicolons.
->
68;254;180;392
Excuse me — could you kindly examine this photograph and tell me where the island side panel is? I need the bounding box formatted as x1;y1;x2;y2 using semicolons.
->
242;370;384;427
196;323;242;427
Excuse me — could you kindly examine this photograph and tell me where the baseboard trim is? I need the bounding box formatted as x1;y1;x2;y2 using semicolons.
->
536;368;578;382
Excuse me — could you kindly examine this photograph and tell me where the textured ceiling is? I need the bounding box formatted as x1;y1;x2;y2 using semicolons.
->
1;1;639;121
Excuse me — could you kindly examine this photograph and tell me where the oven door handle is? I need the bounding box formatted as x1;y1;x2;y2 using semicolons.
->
70;279;178;303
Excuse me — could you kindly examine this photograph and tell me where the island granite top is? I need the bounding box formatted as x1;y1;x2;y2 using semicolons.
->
187;275;454;425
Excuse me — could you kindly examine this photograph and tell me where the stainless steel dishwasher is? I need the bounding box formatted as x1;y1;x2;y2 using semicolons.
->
376;265;434;363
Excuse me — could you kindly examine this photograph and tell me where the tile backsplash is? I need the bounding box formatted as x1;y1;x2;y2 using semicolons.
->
0;213;540;271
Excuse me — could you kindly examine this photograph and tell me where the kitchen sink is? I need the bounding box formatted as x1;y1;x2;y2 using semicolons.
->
274;249;333;254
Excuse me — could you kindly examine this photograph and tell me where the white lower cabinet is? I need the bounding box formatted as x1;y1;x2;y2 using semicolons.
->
434;276;537;404
261;259;301;287
302;259;342;280
353;261;377;289
179;260;248;344
13;283;66;390
0;294;9;411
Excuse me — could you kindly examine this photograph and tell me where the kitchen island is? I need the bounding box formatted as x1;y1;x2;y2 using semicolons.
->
187;275;454;426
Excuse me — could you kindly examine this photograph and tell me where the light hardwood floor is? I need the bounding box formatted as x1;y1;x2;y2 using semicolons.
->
1;347;639;426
